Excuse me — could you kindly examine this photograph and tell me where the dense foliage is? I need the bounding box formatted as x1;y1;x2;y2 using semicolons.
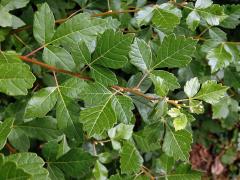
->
0;0;240;179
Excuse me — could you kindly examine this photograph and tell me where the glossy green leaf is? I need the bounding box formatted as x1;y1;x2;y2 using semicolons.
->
194;80;228;104
33;3;55;44
173;115;188;131
92;29;134;69
135;6;154;26
186;10;200;31
184;77;200;98
129;38;152;72
24;87;58;119
195;0;212;9
163;126;192;161
153;34;197;69
0;118;14;150
120;142;143;174
43;45;75;71
8;128;30;152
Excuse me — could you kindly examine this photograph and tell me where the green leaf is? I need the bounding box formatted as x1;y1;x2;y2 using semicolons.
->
33;3;55;44
129;38;152;72
194;80;228;104
152;6;181;32
153;34;197;69
43;45;76;71
207;44;232;73
173;115;188;131
0;118;14;150
0;9;12;27
120;142;143;174
163;126;192;161
79;98;116;137
224;67;240;90
93;160;108;180
1;0;30;11
135;6;154;26
184;77;200;98
47;165;64;180
54;148;96;177
24;87;58;119
111;95;134;124
150;70;180;96
0;51;21;63
15;116;61;141
90;65;118;86
92;29;134;69
195;0;212;9
51;13;120;49
0;63;35;96
133;122;163;152
221;4;240;29
189;100;204;114
186;10;200;31
8;128;30;152
0;161;31;180
56;93;83;141
6;153;49;179
156;154;175;173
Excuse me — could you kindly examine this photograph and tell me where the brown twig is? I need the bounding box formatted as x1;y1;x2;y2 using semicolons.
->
5;143;17;154
19;56;92;81
141;166;155;180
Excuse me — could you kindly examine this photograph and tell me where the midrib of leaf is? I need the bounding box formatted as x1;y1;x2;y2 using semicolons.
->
166;125;188;161
123;147;135;169
88;36;132;67
88;92;115;135
150;43;194;71
193;87;227;100
155;8;172;25
0;50;10;63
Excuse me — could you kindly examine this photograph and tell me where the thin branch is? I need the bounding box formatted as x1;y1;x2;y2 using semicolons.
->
5;143;17;154
91;9;139;17
141;166;155;180
24;44;46;57
19;56;92;81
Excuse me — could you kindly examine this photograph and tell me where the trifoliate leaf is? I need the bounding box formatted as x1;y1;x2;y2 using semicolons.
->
184;77;200;98
24;87;58;119
120;142;143;174
92;29;134;69
33;3;55;45
152;6;181;32
51;13;120;49
173;115;188;131
135;6;154;26
153;34;197;69
6;153;49;179
194;80;228;104
195;0;213;9
0;118;14;150
79;99;116;137
43;45;76;71
93;160;108;180
53;148;96;177
90;65;118;86
186;10;200;31
129;38;152;72
163;126;192;161
207;44;233;73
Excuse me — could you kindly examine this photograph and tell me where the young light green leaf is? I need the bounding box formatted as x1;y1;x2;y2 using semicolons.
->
54;148;96;177
184;77;200;98
194;80;228;104
167;108;181;118
79;99;116;137
43;46;76;71
207;44;232;73
163;126;192;161
153;34;197;69
186;10;200;31
173;115;188;131
33;3;55;44
0;63;35;96
189;100;204;114
135;6;154;26
24;87;58;119
93;160;108;180
152;6;181;32
0;118;14;150
92;29;134;69
6;153;49;179
129;38;152;72
195;0;213;9
120;142;143;174
90;65;118;86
